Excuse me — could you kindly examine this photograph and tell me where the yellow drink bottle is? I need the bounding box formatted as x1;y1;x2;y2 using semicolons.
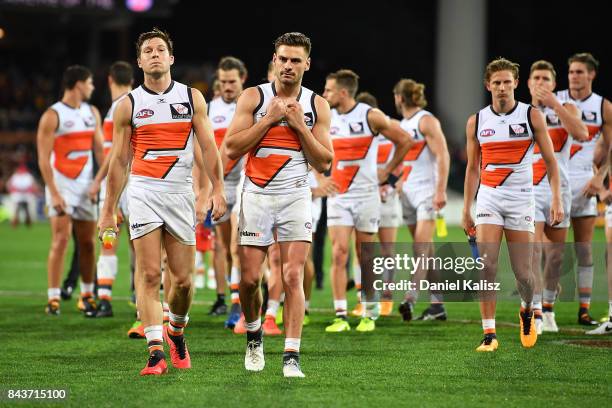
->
435;211;448;238
102;228;117;250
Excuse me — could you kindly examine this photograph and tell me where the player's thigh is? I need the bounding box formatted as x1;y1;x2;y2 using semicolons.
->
238;245;267;284
413;219;435;243
378;227;397;244
49;215;72;246
329;225;353;258
571;216;596;242
163;231;195;282
215;220;233;251
133;228;163;284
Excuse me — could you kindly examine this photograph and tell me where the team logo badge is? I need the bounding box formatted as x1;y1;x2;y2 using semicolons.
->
213;115;225;123
407;129;417;139
349;121;364;134
64;121;74;128
136;109;154;119
170;103;192;119
582;111;597;122
509;123;529;137
305;222;312;230
480;128;495;137
83;116;96;127
304;112;314;127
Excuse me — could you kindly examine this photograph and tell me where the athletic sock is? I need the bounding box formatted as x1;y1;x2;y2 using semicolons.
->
304;300;310;312
577;265;593;310
265;299;280;319
542;288;557;312
532;293;542;317
162;302;169;322
482;319;496;335
216;293;226;304
608;301;612;322
333;299;347;318
144;325;164;354
168;312;189;336
230;267;240;304
48;288;61;302
96;254;117;301
246;319;263;343
284;337;301;353
520;300;532;312
80;282;94;298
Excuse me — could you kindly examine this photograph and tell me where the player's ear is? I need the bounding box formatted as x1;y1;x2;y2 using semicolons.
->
305;57;311;72
272;53;277;64
485;81;491;92
169;55;175;66
137;57;142;69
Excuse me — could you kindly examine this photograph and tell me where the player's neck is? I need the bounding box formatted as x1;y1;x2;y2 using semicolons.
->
143;73;172;94
111;85;131;101
491;98;517;114
569;85;592;100
402;106;421;119
61;90;82;109
337;98;357;114
273;79;301;98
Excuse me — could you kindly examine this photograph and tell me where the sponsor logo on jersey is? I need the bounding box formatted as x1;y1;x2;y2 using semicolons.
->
349;121;364;134
213;115;225;123
171;103;192;119
546;113;559;126
130;221;155;230
304;112;314;127
83;116;96;127
476;213;492;218
480;128;495;137
136;109;154;119
240;230;263;238
509;123;529;137
582;111;597;122
64;121;74;128
157;98;166;104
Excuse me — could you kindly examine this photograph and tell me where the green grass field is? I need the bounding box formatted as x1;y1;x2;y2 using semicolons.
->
0;223;610;407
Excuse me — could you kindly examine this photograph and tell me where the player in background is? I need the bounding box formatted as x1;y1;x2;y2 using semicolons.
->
225;32;333;377
526;60;588;334
393;79;450;322
462;58;563;352
37;65;103;316
208;56;248;318
323;69;412;333
87;61;135;318
99;28;226;375
553;53;612;326
7;163;39;227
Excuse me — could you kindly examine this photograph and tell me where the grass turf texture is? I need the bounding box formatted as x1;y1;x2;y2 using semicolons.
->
0;223;610;407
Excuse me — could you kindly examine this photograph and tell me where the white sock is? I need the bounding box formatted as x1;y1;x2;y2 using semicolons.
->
246;319;262;332
543;289;557;305
608;301;612;319
284;338;301;352
168;311;189;336
97;254;117;300
194;251;203;273
482;319;495;333
532;292;542;311
304;300;310;310
521;300;532;310
430;292;444;303
334;299;347;317
80;282;94;297
144;325;163;343
353;264;362;286
577;265;594;306
48;288;60;301
266;299;280;318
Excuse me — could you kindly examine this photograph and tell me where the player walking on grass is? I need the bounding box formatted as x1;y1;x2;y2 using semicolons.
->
225;32;333;377
98;28;226;376
37;65;103;317
462;58;563;352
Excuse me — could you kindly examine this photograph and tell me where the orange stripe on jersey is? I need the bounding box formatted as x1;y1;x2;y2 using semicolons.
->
259;126;302;151
377;144;393;164
480;140;532;169
53;130;94;179
246;153;292;188
131;122;192;179
532;158;547;185
401;165;413;181
534;127;568;154
331;136;373;193
214;128;227;149
403;140;426;161
586;125;600;141
103;120;113;157
570;144;582;158
332;165;360;194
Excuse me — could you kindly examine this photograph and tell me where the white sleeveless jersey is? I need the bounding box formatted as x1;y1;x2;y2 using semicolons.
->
377;133;395;169
532;99;574;190
399;110;436;188
476;102;535;190
557;90;604;178
330;103;379;195
244;82;316;194
102;94;128;158
208;97;243;184
128;81;194;192
49;101;96;197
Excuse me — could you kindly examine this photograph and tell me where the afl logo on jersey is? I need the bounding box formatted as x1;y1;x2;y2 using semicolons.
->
136;109;154;119
330;126;340;135
480;128;495;137
582;111;597;122
509;123;528;137
64;121;75;128
349;121;364;134
213;115;225;123
170;103;192;119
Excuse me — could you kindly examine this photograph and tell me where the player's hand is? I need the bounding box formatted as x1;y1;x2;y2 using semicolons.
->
97;213;118;241
433;190;447;211
285;101;305;130
195;192;207;224
582;176;604;197
377;168;390;184
461;210;475;236
207;189;227;222
317;176;338;197
534;86;558;108
598;189;612;205
50;192;67;216
116;208;125;225
265;97;286;124
550;196;565;226
88;179;101;203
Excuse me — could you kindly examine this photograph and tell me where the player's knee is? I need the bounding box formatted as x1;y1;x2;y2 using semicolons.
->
141;269;161;288
282;267;303;289
173;274;192;292
240;270;259;291
51;235;70;252
78;236;95;255
332;245;349;266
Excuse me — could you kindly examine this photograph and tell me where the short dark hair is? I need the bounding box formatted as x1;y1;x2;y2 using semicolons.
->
355;92;378;108
136;27;173;57
529;60;556;80
327;69;360;98
274;32;311;56
484;57;520;84
62;65;92;90
218;56;248;78
109;61;134;86
568;52;599;72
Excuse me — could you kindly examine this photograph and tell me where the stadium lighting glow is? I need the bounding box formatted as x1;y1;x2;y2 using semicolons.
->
126;0;153;12
0;28;5;39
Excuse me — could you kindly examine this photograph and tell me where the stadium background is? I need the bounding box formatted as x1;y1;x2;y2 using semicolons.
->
1;1;611;406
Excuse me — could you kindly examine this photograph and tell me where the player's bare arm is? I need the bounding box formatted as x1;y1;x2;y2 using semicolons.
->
531;106;564;225
585;98;612;197
36;109;65;215
536;87;588;141
368;108;413;182
225;87;285;159
98;96;132;235
192;142;211;224
462;114;480;233
285;94;333;173
420;115;450;210
190;87;227;221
